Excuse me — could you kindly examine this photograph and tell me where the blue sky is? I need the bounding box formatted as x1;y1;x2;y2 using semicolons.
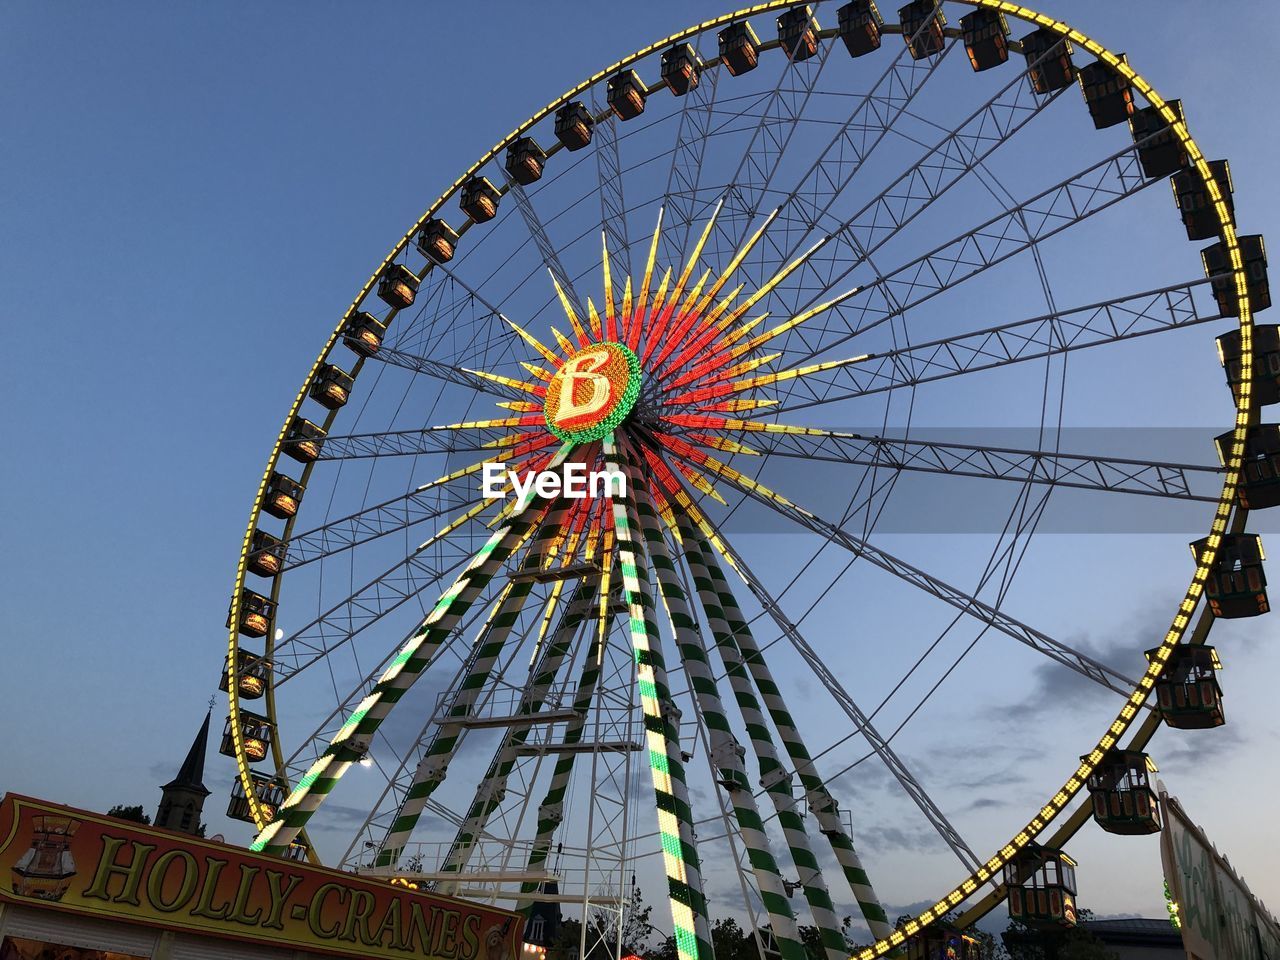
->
3;0;1279;940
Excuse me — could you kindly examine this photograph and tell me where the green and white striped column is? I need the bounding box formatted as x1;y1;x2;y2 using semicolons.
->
374;501;574;868
251;444;575;857
436;576;600;883
675;524;854;960
604;434;713;960
675;514;893;943
630;467;807;960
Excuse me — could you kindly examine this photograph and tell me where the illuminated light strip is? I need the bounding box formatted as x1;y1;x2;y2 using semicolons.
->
648;269;711;371
505;317;563;368
624;457;811;960
641;201;723;365
657;208;783;378
682;432;761;457
658;285;752;388
464;367;547;397
669;353;872;406
550;273;590;347
602;231;618;343
672;460;728;505
549;326;575;355
603;433;713;960
251;443;576;856
496;400;543;413
520;361;555;382
587;297;604;341
689;285;866;384
664;502;894;945
629;208;666;351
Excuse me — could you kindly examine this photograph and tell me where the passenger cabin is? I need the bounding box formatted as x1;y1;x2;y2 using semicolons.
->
838;0;883;57
1129;101;1188;180
1172;160;1235;241
220;711;273;763
248;528;285;578
460;177;500;224
227;773;286;824
1217;325;1280;406
229;589;275;639
282;417;326;463
778;6;821;62
898;1;946;60
1191;533;1268;619
377;263;420;309
1203;235;1270;318
263;472;305;520
607;70;647;121
417;218;459;264
1021;27;1074;93
219;649;271;701
1005;845;1078;928
661;43;702;95
906;924;981;960
554;102;594;150
343;311;386;359
310;363;354;410
506;137;546;186
1149;644;1224;729
960;9;1009;72
718;22;761;76
1085;749;1160;835
1077;56;1133;129
1215;424;1280;510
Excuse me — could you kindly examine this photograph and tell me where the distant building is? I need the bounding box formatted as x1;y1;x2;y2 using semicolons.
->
154;708;211;835
1081;918;1182;959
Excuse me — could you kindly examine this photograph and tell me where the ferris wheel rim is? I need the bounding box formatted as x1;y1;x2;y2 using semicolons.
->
222;2;1258;954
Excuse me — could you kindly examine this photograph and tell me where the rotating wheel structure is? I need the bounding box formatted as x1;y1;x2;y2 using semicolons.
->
222;3;1269;958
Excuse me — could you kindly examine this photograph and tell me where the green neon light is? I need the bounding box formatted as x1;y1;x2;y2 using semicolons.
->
545;342;642;443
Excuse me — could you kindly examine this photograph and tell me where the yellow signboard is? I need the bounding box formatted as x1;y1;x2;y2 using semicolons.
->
0;794;525;960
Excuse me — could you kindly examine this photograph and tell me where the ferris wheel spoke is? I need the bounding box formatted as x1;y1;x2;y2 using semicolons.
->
663;443;1145;700
251;445;575;855
430;575;602;883
272;501;496;681
658;36;721;267
745;36;1062;332
768;277;1224;412
281;465;485;570
705;32;837;270
668;484;986;881
369;343;525;399
366;500;579;868
314;419;551;461
664;418;1220;501
509;180;588;321
754;140;1158;392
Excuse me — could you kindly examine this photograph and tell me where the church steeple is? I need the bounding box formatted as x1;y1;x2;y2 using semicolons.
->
155;708;211;835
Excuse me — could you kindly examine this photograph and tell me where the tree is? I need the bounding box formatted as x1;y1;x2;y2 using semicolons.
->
106;804;150;825
1002;910;1118;960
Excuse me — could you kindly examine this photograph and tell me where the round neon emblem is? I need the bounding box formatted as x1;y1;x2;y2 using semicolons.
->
544;341;641;443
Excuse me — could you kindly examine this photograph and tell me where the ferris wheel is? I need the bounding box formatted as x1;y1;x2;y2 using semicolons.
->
221;2;1270;958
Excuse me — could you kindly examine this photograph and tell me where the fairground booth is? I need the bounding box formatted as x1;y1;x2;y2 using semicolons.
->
0;795;524;960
